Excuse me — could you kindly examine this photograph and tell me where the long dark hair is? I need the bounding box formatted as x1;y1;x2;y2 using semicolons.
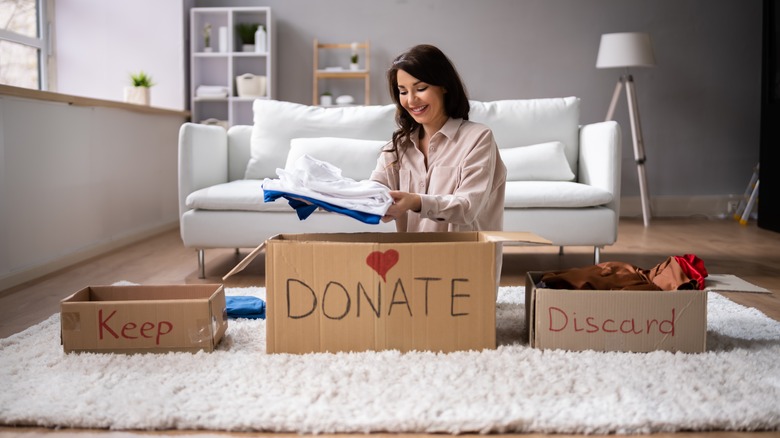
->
385;44;470;161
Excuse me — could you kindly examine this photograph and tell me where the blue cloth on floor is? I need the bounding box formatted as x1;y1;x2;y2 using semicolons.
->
225;296;266;320
263;189;382;225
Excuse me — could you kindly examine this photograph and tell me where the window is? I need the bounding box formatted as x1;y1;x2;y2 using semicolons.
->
0;0;50;90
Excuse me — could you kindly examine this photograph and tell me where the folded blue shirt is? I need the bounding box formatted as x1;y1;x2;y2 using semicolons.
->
225;296;266;320
263;189;382;225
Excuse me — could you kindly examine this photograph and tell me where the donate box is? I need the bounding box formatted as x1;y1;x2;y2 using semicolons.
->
60;284;228;354
226;232;549;354
526;271;770;353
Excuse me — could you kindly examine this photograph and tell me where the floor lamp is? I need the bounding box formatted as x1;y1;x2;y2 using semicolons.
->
597;32;656;227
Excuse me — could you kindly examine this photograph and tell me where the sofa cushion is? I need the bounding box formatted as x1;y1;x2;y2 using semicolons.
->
469;97;580;175
499;141;575;181
185;179;290;212
245;100;396;180
285;137;387;181
504;181;613;208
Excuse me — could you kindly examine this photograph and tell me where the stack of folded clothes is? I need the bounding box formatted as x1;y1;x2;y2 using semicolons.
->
225;296;266;319
262;154;392;225
195;85;229;98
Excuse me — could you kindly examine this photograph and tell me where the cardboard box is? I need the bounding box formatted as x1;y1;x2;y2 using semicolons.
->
226;231;549;354
60;284;228;354
526;272;770;353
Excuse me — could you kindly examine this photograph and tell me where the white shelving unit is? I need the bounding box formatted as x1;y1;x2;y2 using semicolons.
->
190;7;273;127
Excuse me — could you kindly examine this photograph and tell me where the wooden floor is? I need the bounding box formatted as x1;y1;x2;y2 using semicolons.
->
1;217;780;438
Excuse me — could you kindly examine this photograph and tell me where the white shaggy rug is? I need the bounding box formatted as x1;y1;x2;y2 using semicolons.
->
1;286;779;434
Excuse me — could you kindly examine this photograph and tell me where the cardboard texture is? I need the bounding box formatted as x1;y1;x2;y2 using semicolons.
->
60;284;228;354
228;231;550;354
526;271;770;353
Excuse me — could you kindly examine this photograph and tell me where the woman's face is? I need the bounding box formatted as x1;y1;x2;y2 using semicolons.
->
396;69;447;129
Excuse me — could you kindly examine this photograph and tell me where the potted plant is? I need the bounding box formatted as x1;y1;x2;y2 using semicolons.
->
203;23;212;52
320;91;333;106
124;71;155;106
236;23;259;52
350;42;359;70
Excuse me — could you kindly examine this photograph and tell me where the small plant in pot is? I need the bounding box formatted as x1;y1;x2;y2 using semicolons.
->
124;71;155;106
203;23;212;52
350;42;360;70
320;91;333;106
236;23;259;52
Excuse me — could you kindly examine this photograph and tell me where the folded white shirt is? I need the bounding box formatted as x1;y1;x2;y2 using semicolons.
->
196;85;229;97
262;154;392;216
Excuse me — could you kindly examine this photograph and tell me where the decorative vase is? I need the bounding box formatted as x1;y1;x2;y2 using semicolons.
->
242;44;255;52
123;86;150;106
320;94;333;106
218;26;228;52
254;25;267;53
350;62;359;71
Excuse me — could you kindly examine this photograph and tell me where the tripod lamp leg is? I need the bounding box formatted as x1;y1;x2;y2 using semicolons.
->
624;75;652;227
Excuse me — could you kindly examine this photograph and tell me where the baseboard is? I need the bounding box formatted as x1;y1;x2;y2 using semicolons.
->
619;194;749;219
0;221;179;294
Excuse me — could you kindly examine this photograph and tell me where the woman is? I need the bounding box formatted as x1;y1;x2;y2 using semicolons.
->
370;44;506;232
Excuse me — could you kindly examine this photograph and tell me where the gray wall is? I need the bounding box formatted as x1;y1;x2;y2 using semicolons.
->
194;0;762;203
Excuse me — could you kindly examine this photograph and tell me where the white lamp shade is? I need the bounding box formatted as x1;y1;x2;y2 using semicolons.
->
596;32;656;69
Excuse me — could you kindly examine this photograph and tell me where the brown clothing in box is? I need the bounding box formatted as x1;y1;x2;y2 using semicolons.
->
540;257;698;291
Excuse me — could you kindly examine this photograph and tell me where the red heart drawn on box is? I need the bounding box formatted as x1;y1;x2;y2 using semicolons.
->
366;249;399;282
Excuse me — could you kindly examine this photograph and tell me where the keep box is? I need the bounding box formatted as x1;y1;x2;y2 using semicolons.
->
60;284;228;354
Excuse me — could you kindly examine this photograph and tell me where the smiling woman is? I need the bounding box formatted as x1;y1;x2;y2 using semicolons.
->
370;44;507;234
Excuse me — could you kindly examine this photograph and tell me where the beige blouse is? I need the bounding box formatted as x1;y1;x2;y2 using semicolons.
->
370;118;507;232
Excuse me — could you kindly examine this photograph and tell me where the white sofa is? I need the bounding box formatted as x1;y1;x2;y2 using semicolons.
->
178;97;621;278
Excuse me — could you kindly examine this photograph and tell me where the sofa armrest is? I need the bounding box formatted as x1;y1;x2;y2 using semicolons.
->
178;123;229;219
578;121;622;213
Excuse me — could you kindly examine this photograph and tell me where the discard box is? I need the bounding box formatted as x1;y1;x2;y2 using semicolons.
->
526;271;770;353
226;232;549;354
60;284;228;354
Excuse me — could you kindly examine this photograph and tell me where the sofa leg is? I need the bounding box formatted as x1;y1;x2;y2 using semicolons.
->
594;247;601;265
558;246;564;256
198;249;206;279
235;248;240;256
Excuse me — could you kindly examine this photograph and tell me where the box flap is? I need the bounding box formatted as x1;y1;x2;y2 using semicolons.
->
209;285;229;347
223;241;266;280
705;274;770;294
525;272;541;347
479;231;551;246
224;232;548;281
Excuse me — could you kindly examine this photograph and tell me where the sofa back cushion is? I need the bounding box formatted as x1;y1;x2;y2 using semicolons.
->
469;97;580;176
245;100;396;180
499;141;575;181
285;137;388;181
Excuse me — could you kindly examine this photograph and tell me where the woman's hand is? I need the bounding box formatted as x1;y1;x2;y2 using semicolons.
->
381;191;422;222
